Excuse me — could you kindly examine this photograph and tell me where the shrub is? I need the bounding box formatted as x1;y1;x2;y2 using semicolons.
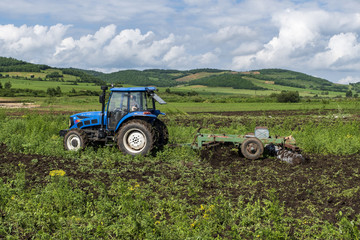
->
275;91;300;103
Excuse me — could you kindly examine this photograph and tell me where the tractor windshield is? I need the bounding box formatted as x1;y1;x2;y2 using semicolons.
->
108;91;152;113
107;91;153;130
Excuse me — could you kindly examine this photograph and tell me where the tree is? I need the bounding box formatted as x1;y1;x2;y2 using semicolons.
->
0;82;2;89
276;91;300;103
55;86;62;96
4;81;11;89
47;88;56;97
346;90;353;98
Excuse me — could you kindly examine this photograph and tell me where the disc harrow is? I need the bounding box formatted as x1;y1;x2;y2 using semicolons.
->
190;127;304;164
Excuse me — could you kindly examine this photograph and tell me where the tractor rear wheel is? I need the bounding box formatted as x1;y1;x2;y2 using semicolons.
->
240;137;264;160
153;119;169;149
64;129;87;151
117;120;154;156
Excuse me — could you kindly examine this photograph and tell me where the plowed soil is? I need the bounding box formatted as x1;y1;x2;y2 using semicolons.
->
1;143;359;224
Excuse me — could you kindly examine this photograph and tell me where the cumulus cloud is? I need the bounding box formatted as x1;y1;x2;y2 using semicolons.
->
231;7;360;77
2;1;360;81
338;76;360;84
311;33;360;70
0;24;69;61
232;9;326;69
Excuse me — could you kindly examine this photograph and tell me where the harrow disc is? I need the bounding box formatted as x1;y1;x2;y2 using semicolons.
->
277;149;304;164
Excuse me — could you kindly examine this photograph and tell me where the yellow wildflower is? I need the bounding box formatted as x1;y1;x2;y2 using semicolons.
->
49;170;66;176
155;221;160;225
128;182;140;191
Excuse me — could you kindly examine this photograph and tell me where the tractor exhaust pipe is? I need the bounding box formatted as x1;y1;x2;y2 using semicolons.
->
99;86;108;138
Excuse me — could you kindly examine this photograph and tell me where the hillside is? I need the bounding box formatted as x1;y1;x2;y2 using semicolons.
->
94;68;348;92
0;56;349;93
0;57;104;85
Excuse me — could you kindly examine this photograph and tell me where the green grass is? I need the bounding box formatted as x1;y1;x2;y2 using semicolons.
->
1;95;359;113
1;69;79;81
0;111;360;238
0;78;100;92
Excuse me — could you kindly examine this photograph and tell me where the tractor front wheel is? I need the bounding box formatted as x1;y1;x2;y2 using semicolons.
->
117;120;154;156
240;137;264;160
64;129;87;151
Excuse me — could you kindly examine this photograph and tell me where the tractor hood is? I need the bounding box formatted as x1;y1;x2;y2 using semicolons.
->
69;111;102;129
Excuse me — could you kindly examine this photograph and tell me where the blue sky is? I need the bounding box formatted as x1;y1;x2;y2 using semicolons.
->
1;0;360;84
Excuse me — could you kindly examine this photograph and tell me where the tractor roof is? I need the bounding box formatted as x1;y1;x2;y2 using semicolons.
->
110;87;157;92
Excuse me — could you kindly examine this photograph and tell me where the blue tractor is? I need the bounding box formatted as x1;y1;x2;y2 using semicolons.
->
59;86;168;156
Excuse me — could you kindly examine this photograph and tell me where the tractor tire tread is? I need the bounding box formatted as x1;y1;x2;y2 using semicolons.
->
63;129;88;151
116;119;155;156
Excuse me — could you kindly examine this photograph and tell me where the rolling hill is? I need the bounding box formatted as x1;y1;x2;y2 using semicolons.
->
0;56;349;93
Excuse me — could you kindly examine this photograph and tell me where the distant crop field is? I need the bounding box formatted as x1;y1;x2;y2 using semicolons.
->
0;78;99;92
175;72;227;82
1;69;78;81
159;100;360;113
167;83;345;97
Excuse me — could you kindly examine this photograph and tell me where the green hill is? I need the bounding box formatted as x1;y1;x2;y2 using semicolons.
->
94;68;348;92
0;57;50;72
0;56;349;93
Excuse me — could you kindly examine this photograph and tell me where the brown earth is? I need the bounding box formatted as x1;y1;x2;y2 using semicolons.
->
1;143;359;224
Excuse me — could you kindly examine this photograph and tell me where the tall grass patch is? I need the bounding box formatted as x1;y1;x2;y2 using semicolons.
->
295;119;360;155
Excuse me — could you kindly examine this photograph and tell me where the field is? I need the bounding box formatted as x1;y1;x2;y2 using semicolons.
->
169;82;344;97
1;104;360;238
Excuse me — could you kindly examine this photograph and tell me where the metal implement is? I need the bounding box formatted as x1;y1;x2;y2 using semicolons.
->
191;127;304;164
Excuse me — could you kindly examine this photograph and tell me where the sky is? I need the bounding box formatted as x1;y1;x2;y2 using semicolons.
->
0;0;360;84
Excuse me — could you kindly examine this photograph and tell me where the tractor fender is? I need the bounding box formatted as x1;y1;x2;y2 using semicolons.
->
114;112;158;132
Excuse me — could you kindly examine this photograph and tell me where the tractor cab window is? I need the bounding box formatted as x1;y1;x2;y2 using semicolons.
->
107;92;128;130
145;92;154;110
129;92;153;112
108;92;128;113
129;92;141;112
107;91;152;130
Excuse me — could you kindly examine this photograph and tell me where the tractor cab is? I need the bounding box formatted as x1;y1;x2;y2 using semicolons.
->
104;87;165;131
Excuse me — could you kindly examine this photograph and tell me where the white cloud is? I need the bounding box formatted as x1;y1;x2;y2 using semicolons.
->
0;24;70;61
209;26;256;43
338;76;360;84
232;9;326;70
163;46;185;62
311;33;360;70
1;1;360;81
